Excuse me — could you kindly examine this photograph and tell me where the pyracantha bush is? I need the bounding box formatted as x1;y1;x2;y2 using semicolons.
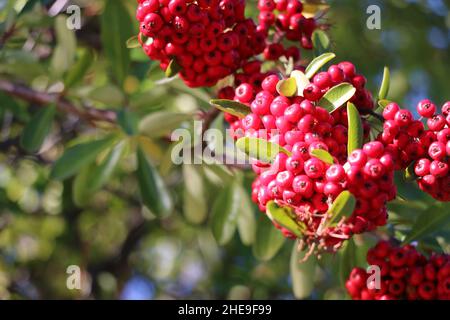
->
346;241;450;300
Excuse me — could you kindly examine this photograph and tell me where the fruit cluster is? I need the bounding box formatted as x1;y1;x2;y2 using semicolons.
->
377;99;449;201
136;0;266;87
346;241;450;300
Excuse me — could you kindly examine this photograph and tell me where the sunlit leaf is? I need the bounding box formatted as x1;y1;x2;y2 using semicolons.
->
209;99;251;118
347;102;363;156
305;52;335;79
291;70;310;96
165;59;182;78
236;137;292;163
319;83;356;112
266;201;305;238
276;77;297;97
378;66;390;100
327;191;356;226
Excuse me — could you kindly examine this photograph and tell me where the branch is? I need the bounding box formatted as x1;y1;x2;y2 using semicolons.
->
0;79;117;125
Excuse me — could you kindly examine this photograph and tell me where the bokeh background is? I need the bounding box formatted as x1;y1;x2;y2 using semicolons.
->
0;0;448;299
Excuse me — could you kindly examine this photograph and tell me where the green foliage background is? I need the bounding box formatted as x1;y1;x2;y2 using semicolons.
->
0;0;449;299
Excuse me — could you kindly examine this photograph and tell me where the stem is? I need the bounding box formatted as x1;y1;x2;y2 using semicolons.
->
368;109;384;122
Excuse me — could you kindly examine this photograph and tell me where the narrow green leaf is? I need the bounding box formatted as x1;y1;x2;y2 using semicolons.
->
73;140;126;206
64;49;94;88
211;183;240;245
402;203;450;244
377;99;392;110
290;241;317;299
404;161;418;182
20;105;56;153
291;70;310;96
236;137;292;163
305;52;336;79
209;99;251;118
139;111;193;138
117;110;139;136
136;147;173;217
237;185;256;246
266;201;305;238
378;66;390;100
318;83;356;112
165;59;182;78
126;35;140;49
101;0;133;85
276;77;297;97
310;149;334;165
347;102;363;156
312;29;331;57
338;239;356;286
253;215;286;261
51;135;117;180
51;16;77;76
183;164;207;224
327;191;356;226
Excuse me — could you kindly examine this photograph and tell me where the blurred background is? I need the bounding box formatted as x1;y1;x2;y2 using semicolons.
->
0;0;448;299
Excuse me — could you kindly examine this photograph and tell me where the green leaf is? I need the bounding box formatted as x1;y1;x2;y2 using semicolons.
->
165;59;182;78
305;52;336;79
209;99;251;118
236;137;292;163
347;102;363;156
310;149;334;165
291;70;310;96
237;185;256;246
20;105;56;153
402;203;450;244
253;215;286;261
51;135;117;180
312;29;331;57
117;110;139;136
377;99;392;109
378;66;390;100
136;147;173;217
211;183;240;245
318;83;356;112
139;111;194;138
73;141;125;206
327;191;356;226
51;16;77;76
338;239;356;286
64;49;94;88
290;241;317;299
276;77;297;97
404;161;418;182
183;164;207;224
101;0;133;86
126;35;140;49
266;201;305;238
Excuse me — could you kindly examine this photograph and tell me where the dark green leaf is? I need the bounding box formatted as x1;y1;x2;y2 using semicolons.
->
209;99;251;118
20;105;56;153
253;215;286;261
305;52;336;79
347;102;363;156
101;0;133;86
319;83;356;112
117;110;139;136
266;201;305;238
211;183;240;245
139;111;194;138
64;49;94;88
290;241;317;299
136;147;173;217
237;185;256;246
338;239;356;286
183;164;207;224
165;59;182;78
236;137;292;163
51;135;117;180
276;77;297;97
327;191;356;226
312;29;331;57
402;203;450;244
310;149;334;165
71;141;125;205
378;66;390;100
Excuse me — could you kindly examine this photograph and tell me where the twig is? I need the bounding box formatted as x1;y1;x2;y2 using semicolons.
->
368;109;384;122
0;79;117;125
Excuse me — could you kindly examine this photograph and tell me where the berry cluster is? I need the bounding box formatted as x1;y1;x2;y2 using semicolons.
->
136;0;266;87
346;241;450;300
377;99;449;201
414;100;449;201
256;0;318;57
